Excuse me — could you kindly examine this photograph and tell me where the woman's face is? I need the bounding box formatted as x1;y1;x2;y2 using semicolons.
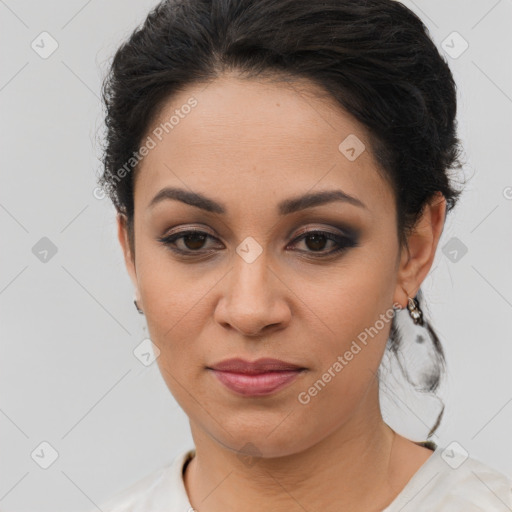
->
118;73;436;457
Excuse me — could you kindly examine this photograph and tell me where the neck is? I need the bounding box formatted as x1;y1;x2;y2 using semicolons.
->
184;390;404;511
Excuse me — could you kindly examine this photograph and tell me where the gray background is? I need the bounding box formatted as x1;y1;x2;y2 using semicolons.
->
1;0;511;510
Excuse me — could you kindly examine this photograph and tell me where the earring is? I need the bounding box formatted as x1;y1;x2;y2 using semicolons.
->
133;299;144;315
407;296;424;326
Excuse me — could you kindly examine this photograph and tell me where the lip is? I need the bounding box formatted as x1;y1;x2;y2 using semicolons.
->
207;358;306;397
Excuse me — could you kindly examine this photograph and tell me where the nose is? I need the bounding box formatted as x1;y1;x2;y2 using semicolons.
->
214;253;292;338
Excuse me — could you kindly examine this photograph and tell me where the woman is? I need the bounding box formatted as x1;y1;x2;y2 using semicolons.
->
94;0;512;510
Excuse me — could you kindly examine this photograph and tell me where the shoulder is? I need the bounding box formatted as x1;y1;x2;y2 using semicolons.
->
92;449;195;512
440;453;512;508
386;444;512;512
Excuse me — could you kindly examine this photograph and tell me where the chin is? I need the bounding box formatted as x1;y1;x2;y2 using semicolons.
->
205;419;320;460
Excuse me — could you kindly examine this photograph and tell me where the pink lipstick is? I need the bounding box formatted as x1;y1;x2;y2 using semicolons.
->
207;357;306;396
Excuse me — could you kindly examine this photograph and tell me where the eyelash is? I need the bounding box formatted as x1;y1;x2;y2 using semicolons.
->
157;228;358;259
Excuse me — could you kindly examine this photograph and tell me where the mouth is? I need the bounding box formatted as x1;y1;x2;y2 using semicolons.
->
206;358;307;397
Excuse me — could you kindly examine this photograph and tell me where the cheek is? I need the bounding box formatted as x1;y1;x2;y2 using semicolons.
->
307;285;393;387
295;286;395;435
312;257;396;344
134;247;209;364
302;248;398;395
136;239;207;325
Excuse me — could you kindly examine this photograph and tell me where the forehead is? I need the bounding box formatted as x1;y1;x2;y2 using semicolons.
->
134;73;394;217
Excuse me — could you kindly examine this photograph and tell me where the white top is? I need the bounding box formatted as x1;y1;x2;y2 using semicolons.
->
95;444;512;511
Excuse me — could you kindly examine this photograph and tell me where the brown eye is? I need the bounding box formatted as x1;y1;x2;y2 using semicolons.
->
157;229;223;255
158;228;358;259
303;233;329;251
182;232;207;250
290;230;358;257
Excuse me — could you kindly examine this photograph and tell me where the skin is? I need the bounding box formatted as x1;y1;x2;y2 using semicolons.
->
117;72;446;511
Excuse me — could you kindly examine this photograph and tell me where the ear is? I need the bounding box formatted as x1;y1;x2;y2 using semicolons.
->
393;192;447;308
116;213;141;304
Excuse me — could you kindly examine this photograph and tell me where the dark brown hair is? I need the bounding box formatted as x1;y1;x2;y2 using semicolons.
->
97;0;466;437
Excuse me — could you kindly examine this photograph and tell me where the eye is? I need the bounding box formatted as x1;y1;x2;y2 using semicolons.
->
158;229;223;255
288;229;358;257
157;227;359;259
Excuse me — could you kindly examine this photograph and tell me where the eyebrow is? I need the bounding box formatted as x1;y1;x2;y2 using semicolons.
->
148;186;367;215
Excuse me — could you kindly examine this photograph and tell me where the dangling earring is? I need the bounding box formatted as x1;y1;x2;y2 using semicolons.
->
133;299;144;315
407;295;424;326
